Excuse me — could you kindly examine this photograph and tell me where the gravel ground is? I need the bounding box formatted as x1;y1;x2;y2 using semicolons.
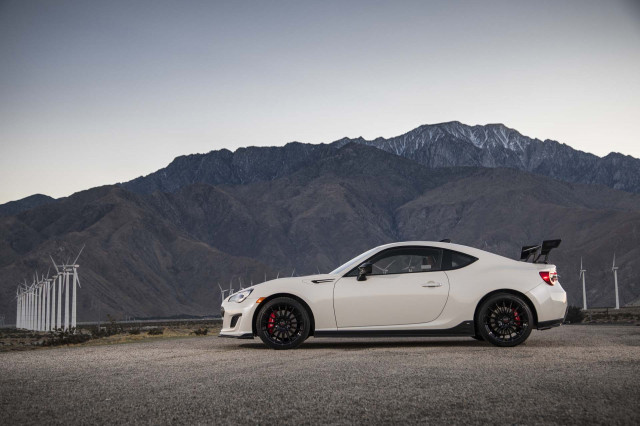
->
1;325;639;425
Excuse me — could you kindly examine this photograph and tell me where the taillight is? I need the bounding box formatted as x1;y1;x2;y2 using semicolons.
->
539;271;557;286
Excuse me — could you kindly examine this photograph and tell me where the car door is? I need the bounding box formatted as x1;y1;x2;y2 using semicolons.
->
333;246;450;328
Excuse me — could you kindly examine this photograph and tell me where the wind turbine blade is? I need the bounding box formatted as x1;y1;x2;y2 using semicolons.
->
72;244;85;265
612;253;616;269
49;255;60;274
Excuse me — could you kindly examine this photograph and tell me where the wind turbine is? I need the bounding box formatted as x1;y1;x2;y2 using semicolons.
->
50;274;57;330
63;266;70;330
579;258;587;310
48;244;84;331
612;253;620;310
71;245;84;329
31;280;37;331
44;277;50;331
15;287;21;329
51;256;63;329
35;273;42;331
23;282;29;330
218;282;228;301
24;282;30;330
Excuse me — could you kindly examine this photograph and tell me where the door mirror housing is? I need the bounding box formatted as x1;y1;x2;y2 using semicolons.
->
357;262;373;281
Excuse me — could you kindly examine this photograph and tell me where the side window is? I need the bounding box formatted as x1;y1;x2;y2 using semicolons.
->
442;249;477;270
369;247;443;275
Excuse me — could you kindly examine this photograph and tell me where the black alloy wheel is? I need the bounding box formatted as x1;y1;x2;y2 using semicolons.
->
476;293;533;347
256;297;310;350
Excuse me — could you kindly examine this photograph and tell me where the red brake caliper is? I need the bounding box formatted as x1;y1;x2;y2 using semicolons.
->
512;308;521;327
267;312;276;334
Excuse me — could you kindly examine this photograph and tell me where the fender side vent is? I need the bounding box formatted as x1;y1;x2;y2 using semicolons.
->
230;314;242;328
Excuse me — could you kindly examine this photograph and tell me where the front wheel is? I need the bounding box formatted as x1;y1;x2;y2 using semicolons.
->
256;297;310;350
476;293;533;347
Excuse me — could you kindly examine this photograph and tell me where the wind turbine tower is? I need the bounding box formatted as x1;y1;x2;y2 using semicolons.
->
50;274;57;330
44;278;50;331
64;267;70;330
36;276;42;331
15;288;21;329
579;258;587;310
612;253;620;310
56;272;62;329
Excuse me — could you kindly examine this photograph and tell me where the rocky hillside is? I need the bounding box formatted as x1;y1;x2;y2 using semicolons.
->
0;194;54;217
1;143;639;321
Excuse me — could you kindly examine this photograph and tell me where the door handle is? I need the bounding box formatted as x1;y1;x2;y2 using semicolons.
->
422;281;443;288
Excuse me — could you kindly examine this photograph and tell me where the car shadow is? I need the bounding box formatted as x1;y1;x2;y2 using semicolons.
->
239;338;487;350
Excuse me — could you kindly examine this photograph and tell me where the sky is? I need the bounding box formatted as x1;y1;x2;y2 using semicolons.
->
1;0;639;203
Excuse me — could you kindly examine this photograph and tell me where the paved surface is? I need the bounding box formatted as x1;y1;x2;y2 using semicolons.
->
1;326;639;425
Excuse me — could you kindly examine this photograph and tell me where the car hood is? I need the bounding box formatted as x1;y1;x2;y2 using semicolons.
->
247;273;339;291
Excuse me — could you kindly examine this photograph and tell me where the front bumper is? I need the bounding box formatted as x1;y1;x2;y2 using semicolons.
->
218;297;260;338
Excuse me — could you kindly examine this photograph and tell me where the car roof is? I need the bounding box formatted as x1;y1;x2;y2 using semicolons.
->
370;241;510;262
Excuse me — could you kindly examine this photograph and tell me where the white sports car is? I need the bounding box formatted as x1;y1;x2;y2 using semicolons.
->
219;240;567;349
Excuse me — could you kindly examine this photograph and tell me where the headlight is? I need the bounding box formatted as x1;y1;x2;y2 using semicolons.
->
228;288;253;303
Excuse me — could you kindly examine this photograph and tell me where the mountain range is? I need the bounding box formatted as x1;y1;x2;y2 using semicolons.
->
1;122;639;322
119;121;640;196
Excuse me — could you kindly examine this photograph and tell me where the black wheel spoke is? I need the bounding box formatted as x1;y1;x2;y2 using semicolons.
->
483;299;529;343
259;301;307;347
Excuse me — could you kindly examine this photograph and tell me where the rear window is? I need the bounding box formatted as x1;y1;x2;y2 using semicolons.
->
442;249;477;270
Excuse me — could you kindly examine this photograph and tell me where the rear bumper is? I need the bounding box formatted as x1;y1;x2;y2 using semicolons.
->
537;318;564;330
526;282;568;326
537;305;568;330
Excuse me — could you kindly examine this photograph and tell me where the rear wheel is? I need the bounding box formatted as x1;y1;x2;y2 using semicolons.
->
476;293;533;347
256;297;310;350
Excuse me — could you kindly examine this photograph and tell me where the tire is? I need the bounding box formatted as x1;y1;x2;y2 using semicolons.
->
255;297;310;350
476;293;533;347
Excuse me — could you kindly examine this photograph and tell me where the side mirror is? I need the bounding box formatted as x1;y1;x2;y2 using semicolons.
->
357;262;373;281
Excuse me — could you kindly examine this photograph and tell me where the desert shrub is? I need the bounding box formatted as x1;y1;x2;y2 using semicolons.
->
147;327;164;335
129;328;141;335
44;329;92;346
105;315;122;335
88;315;123;338
565;305;584;324
89;326;115;338
194;327;208;336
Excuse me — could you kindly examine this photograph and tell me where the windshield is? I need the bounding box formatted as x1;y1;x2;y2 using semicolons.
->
330;247;380;275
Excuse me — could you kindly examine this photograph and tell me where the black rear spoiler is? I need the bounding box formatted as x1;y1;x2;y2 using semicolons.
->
520;239;561;264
